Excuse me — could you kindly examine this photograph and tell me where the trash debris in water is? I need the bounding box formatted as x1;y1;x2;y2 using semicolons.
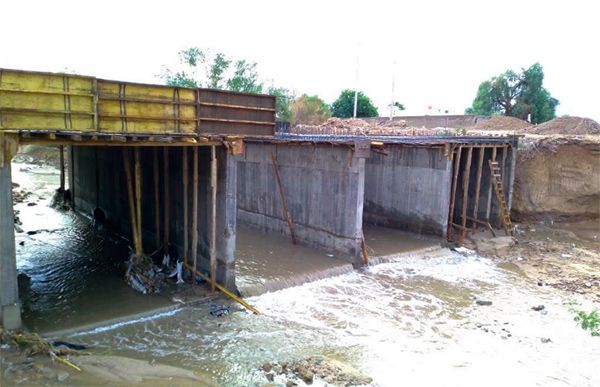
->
125;251;163;295
210;303;230;317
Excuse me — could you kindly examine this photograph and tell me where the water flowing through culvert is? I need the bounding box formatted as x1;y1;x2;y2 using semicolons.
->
5;161;600;387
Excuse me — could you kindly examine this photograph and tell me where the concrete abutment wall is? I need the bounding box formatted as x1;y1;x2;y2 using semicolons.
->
363;145;453;238
237;142;365;264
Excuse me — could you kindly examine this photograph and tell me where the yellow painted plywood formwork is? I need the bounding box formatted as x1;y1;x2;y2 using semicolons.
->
0;68;276;136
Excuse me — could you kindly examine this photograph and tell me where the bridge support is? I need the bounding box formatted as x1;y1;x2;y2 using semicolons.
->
0;134;21;329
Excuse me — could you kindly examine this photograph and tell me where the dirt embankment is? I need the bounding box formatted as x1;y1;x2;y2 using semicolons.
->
512;136;600;221
13;145;64;169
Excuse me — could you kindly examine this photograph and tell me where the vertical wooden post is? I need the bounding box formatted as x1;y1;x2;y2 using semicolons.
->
134;147;143;256
59;145;65;192
122;148;139;256
472;147;485;234
210;145;218;294
153;148;160;249
447;146;462;241
191;147;199;280
182;147;189;266
485;147;497;221
163;147;170;249
459;147;474;244
270;152;297;245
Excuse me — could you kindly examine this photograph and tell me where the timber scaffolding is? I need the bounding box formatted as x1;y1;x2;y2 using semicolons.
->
245;133;519;246
0;68;275;327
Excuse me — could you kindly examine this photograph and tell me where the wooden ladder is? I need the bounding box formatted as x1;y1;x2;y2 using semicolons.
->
489;160;513;235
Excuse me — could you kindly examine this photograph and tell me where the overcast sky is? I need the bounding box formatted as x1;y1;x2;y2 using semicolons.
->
1;0;599;121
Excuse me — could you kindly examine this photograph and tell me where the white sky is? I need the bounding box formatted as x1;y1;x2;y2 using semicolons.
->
1;0;599;121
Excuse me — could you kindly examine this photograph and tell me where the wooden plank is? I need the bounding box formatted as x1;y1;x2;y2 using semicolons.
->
153;147;160;249
210;146;218;294
360;231;369;265
447;146;462;241
163;147;170;248
270;152;297;245
485;147;497;221
134;147;143;256
192;146;199;279
182;147;189;265
59;145;65;192
472;147;485;234
122;148;139;257
459;147;473;244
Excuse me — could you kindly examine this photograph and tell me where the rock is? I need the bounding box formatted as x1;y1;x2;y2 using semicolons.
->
537;280;544;286
474;236;516;257
531;305;545;311
261;362;272;373
27;202;36;207
285;381;297;387
541;338;552;343
272;364;283;374
476;300;493;306
12;182;20;188
26;230;38;235
294;365;314;384
265;372;274;382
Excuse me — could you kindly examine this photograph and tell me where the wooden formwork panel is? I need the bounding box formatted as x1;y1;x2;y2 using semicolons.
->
0;68;276;136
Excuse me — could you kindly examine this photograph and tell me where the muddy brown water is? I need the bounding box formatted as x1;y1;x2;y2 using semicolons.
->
2;162;600;386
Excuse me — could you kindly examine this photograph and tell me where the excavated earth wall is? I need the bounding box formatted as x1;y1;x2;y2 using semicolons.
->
512;136;600;221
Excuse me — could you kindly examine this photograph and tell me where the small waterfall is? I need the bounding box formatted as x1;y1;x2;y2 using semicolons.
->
367;246;451;266
238;263;354;297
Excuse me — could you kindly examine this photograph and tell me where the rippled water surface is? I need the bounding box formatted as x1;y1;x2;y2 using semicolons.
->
4;162;600;386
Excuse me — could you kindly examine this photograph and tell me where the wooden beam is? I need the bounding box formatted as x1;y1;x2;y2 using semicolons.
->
485;147;497;221
191;146;199;279
210;146;218;294
122;148;139;257
447;146;462;242
153;147;160;249
134;147;143;256
182;147;189;266
163;147;170;249
472;147;485;234
270;152;297;245
459;147;474;244
360;232;369;265
59;145;65;192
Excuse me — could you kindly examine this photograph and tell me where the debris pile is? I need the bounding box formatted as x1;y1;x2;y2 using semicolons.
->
292;117;466;136
125;254;163;294
468;116;532;132
527;116;600;135
259;356;373;386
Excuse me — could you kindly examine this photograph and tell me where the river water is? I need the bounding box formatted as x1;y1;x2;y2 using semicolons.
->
3;161;600;386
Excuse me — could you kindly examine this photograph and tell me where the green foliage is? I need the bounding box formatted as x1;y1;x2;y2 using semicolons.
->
465;63;559;124
575;309;600;337
267;86;294;122
160;47;292;120
291;94;331;126
331;89;378;118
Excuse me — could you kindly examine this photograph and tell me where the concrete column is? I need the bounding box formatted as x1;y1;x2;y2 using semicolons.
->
0;155;21;329
216;147;237;291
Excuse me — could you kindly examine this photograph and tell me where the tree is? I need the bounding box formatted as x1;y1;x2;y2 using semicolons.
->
267;86;294;122
331;89;379;118
160;47;292;119
291;94;331;126
466;63;559;124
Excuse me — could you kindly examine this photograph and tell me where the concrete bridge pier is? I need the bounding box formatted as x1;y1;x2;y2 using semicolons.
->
0;135;21;329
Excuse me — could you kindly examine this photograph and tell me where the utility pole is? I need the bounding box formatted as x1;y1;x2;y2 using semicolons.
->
390;61;396;120
353;44;360;119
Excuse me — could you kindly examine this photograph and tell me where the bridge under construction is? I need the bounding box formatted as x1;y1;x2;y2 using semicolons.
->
0;69;518;330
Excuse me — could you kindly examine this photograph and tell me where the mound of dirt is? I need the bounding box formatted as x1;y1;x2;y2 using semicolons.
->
293;117;468;136
527;116;600;135
512;136;600;221
469;116;532;131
